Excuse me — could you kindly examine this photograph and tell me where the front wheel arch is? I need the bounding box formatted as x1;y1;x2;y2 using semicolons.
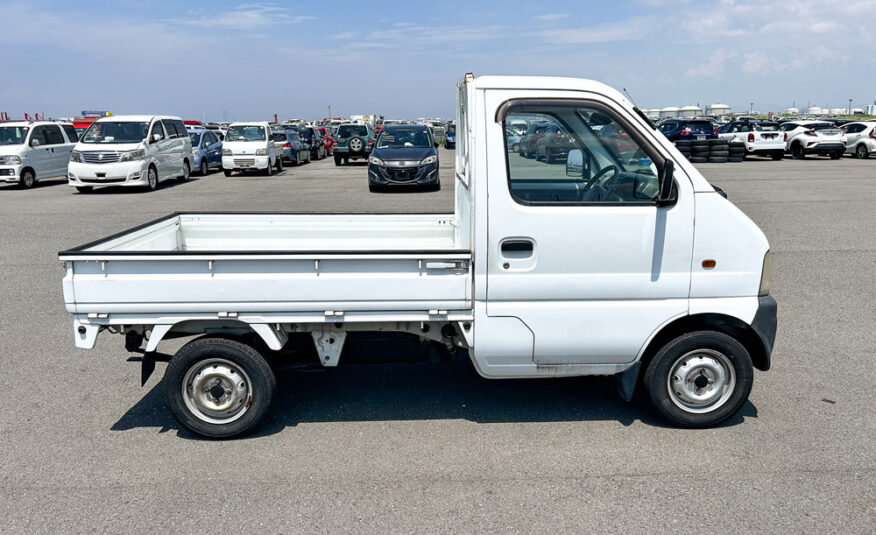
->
637;313;769;375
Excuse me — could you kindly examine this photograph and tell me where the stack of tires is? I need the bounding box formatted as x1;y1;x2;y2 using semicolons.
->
675;140;692;159
728;141;745;162
708;139;729;163
690;139;710;163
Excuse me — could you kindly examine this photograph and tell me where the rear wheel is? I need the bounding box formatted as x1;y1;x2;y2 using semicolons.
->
276;155;284;172
791;143;804;159
855;145;868;159
224;170;233;177
644;331;753;428
19;169;36;189
334;154;342;166
771;152;783;160
829;151;842;160
164;336;276;439
177;161;190;182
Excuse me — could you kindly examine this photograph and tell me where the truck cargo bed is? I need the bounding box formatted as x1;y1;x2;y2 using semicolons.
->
60;212;472;318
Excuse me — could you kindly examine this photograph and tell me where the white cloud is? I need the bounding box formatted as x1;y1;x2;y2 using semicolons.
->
328;31;357;40
687;49;737;77
542;19;651;44
174;4;314;30
535;13;570;22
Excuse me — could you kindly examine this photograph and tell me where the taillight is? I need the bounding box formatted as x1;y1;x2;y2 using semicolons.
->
748;133;755;143
680;128;690;135
553;134;563;140
713;129;718;135
368;139;374;144
283;142;292;147
804;130;816;136
870;130;876;139
784;132;788;142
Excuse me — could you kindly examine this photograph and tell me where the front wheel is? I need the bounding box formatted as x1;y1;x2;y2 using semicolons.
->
856;145;869;159
75;186;93;193
177;161;191;182
164;336;277;439
791;144;804;160
224;169;233;177
276;155;284;172
644;331;753;428
147;165;158;191
199;159;208;175
20;169;36;189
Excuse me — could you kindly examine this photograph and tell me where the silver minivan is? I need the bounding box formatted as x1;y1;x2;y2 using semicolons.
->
0;121;78;188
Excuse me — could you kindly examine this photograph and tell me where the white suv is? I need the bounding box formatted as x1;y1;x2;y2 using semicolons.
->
0;121;79;188
780;120;846;160
841;121;876;159
68;115;192;193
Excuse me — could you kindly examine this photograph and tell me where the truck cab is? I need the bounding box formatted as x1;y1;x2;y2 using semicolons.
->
222;121;283;176
60;75;776;438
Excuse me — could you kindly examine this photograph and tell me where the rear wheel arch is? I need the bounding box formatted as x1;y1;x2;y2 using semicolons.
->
144;319;286;354
637;313;770;375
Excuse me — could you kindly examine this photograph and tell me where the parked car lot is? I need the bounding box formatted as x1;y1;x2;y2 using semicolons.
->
0;153;872;533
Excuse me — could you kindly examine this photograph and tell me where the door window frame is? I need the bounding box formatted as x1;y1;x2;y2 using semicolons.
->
495;98;671;207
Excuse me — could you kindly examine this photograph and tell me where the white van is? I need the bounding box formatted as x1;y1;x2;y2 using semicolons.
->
67;115;192;193
0;121;79;188
221;121;283;176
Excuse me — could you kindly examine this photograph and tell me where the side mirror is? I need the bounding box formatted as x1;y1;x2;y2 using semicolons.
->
30;138;40;147
434;142;439;148
566;149;584;177
152;133;162;143
658;159;674;203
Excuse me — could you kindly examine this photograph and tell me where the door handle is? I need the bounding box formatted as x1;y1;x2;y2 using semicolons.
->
501;239;534;258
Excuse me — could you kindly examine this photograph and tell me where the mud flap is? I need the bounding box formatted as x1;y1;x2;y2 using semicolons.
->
141;352;156;387
615;362;641;402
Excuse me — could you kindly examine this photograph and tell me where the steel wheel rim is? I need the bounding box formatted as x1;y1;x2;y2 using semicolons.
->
182;358;253;424
148;168;157;188
667;349;736;414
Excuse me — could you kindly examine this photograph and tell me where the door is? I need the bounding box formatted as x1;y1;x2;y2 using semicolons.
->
43;124;68;177
148;121;167;179
162;119;183;175
26;126;51;178
484;92;694;365
205;132;221;167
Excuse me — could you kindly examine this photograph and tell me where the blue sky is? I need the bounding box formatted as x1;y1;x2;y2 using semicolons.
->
4;0;874;121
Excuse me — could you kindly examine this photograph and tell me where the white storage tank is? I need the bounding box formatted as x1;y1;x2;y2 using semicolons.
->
659;106;679;118
807;106;825;115
678;105;702;118
785;107;800;115
706;103;731;116
829;108;846;116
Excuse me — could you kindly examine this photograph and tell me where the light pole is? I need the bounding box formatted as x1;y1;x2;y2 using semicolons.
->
749;102;754;115
848;98;853;116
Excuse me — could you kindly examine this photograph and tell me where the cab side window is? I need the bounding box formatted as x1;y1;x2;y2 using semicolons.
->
29;126;48;147
150;121;165;142
162;120;180;138
45;125;65;145
504;104;663;205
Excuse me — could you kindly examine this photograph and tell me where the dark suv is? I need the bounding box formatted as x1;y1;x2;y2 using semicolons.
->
297;126;325;160
657;119;716;141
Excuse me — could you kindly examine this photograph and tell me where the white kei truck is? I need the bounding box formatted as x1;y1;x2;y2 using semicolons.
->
60;74;777;438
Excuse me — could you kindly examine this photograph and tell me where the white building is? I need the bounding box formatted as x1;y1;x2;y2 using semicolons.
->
785;107;800;115
706;103;731;116
659;106;679;118
678;105;702;118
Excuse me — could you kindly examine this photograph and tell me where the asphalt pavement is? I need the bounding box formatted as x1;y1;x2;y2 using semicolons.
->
0;150;873;534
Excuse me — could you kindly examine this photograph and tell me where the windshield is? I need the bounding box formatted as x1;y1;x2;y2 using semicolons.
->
226;125;267;141
272;133;287;142
0;126;29;145
684;121;713;131
189;132;202;145
81;121;148;144
337;125;368;137
377;129;431;149
758;123;778;131
447;125;456;133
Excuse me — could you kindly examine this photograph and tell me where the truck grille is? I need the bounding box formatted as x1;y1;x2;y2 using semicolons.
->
234;158;256;167
81;152;121;164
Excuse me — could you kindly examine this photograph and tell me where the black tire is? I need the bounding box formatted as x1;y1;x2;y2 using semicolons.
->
710;150;730;157
728;157;744;163
368;183;380;192
199;159;208;176
75;186;93;193
829;151;842;160
855;144;869;159
791;143;804;160
147;165;158;191
276;155;284;172
295;153;301;166
692;150;711;158
19;168;36;189
164;336;276;439
644;331;754;428
177;161;190;182
675;140;692;148
708;156;728;163
264;160;273;176
691;140;710;149
690;156;709;163
224;170;233;177
546;150;555;164
334;154;342;166
771;152;783;161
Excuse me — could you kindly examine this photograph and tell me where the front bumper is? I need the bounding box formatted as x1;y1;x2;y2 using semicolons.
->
0;164;23;183
751;295;777;371
68;161;149;187
368;162;439;186
222;155;270;170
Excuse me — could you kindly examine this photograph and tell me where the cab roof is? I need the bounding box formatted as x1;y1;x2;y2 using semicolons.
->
470;75;631;108
94;115;181;122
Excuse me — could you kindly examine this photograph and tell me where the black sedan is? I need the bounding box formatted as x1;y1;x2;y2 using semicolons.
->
367;125;439;191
